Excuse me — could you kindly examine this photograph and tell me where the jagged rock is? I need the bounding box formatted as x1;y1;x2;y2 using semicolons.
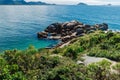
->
95;23;108;31
76;28;84;36
45;23;62;34
83;24;91;30
51;33;57;36
68;31;72;35
90;27;96;31
61;36;72;42
62;20;83;30
37;32;48;38
37;20;109;45
61;33;66;37
74;25;84;30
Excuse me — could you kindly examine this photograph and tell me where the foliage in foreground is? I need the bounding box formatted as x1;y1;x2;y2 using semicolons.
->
0;31;120;79
0;48;119;80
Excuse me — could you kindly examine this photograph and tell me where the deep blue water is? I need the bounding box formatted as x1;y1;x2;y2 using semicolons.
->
0;5;120;52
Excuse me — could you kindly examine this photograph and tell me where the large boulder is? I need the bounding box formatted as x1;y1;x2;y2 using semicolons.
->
83;24;91;29
45;23;62;34
37;32;48;38
74;25;84;30
90;27;96;31
62;20;83;30
95;23;108;31
61;33;67;37
61;36;71;42
51;33;57;36
76;28;84;36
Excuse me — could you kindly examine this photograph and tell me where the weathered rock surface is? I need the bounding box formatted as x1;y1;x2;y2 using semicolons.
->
37;32;48;38
37;20;108;43
94;23;108;31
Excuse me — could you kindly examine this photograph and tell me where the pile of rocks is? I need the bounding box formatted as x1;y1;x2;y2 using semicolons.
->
37;20;108;43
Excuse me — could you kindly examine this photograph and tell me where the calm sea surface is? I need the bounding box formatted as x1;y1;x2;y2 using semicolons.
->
0;5;120;52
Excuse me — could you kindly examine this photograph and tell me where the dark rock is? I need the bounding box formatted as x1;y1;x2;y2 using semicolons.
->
74;25;84;30
68;31;72;35
51;33;57;36
61;36;71;42
102;23;108;30
90;27;96;31
61;33;67;37
37;20;109;46
77;3;88;6
37;32;48;38
94;23;108;31
76;28;84;36
45;23;62;34
83;24;91;29
62;20;81;30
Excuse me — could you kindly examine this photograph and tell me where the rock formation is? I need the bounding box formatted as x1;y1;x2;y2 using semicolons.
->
37;20;108;44
77;3;88;6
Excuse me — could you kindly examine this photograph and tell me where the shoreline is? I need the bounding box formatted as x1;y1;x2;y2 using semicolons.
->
38;20;109;49
51;30;120;49
0;20;118;52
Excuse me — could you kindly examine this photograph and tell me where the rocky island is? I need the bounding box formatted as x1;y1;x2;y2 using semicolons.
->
77;3;88;6
37;20;108;47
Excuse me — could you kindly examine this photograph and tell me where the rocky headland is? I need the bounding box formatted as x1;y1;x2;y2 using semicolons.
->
77;3;88;6
37;20;108;47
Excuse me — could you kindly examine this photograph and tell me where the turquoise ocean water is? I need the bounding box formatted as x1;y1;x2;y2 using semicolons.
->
0;5;120;52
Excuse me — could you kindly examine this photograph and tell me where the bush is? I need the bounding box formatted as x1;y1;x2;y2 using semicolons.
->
47;64;87;80
0;64;26;80
86;60;111;80
63;47;78;59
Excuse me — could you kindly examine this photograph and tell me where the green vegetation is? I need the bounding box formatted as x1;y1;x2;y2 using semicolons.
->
52;31;120;61
0;31;120;79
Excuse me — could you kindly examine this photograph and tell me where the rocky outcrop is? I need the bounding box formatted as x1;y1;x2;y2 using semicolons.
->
37;20;108;44
45;23;62;34
37;32;48;38
94;23;108;31
77;3;88;6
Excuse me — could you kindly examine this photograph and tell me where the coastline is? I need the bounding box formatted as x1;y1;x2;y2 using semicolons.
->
0;21;120;79
38;20;109;49
0;5;120;52
52;30;112;49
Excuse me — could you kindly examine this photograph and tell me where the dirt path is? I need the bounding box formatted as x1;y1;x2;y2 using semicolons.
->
59;41;70;48
81;55;118;73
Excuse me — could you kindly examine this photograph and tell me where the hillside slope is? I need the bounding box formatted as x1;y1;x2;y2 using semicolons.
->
0;30;120;79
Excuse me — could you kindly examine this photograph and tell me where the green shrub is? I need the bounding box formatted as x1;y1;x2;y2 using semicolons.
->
0;64;26;80
63;47;78;59
115;43;120;50
86;60;111;80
